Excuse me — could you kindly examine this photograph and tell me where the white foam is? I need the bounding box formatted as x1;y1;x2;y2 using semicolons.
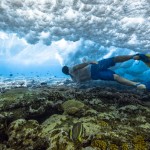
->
0;0;149;51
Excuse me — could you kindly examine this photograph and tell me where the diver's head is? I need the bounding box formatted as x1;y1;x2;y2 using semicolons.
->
62;66;69;75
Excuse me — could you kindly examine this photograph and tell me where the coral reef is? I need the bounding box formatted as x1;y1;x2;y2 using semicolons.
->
41;114;75;150
133;135;148;150
7;119;48;150
0;85;150;149
91;139;107;150
62;99;86;116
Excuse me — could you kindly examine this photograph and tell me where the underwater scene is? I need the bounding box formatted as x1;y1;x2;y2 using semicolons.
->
0;0;150;150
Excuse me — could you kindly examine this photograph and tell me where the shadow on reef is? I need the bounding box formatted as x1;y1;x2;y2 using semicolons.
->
0;85;150;149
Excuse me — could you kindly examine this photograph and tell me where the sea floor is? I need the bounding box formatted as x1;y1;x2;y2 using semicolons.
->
0;78;150;150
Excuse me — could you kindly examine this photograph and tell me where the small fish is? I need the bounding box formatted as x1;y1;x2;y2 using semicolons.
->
69;122;85;143
9;73;13;77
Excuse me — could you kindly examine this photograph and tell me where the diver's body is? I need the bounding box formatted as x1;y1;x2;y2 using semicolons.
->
62;55;147;90
69;64;92;83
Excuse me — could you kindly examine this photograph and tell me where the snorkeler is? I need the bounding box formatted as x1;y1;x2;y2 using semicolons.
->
62;54;150;91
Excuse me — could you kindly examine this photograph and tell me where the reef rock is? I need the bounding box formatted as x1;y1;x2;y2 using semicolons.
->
41;114;76;150
7;119;48;150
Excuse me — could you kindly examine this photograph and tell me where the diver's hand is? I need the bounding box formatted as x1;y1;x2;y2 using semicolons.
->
133;55;140;60
89;61;98;64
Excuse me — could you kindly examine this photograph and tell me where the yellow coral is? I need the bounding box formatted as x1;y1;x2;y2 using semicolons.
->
133;135;148;150
109;144;119;150
91;139;107;150
133;135;144;143
98;121;109;127
122;143;129;150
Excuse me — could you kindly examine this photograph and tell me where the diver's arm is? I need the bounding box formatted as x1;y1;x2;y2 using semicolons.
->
72;61;98;71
